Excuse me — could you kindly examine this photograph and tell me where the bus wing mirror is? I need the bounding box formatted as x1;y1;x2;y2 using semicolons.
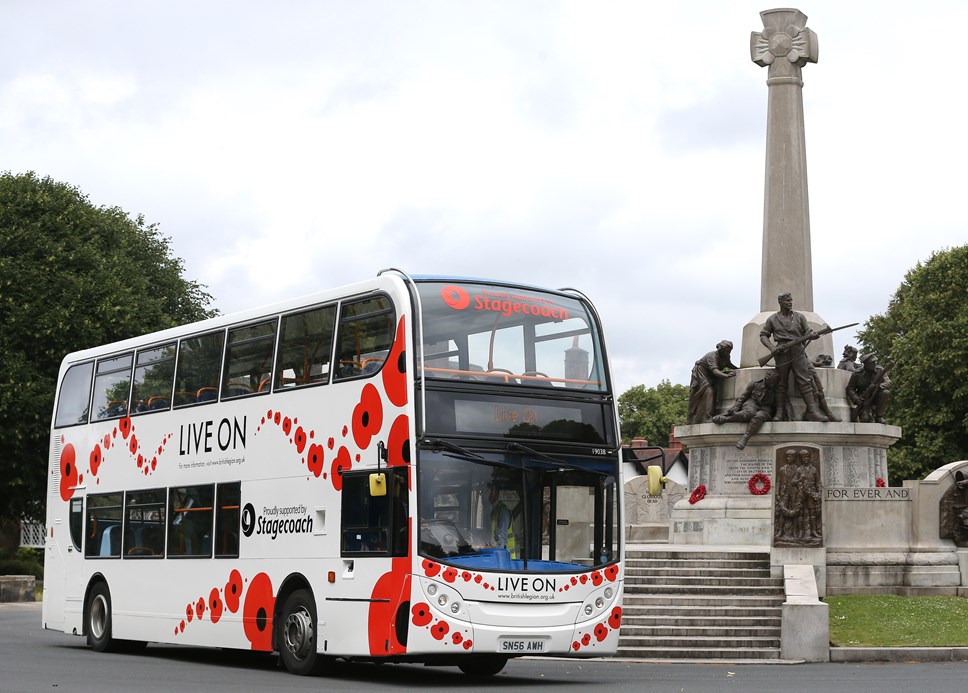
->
369;472;387;497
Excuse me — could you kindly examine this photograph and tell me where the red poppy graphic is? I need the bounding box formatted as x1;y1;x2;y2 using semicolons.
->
442;568;458;584
307;443;325;478
59;444;78;501
572;641;581;651
579;574;588;584
128;434;139;456
185;603;194;623
209;587;223;624
294;426;307;454
242;572;274;651
594;623;609;642
382;316;408;407
422;560;441;577
462;639;473;650
352;383;384;450
604;565;619;582
225;569;243;613
608;606;622;630
282;416;292;436
411;602;433;627
387;414;410;468
581;633;591;646
195;597;206;619
273;411;281;425
86;444;101;476
452;632;463;645
331;446;352;491
119;416;132;439
591;571;603;586
461;571;472;582
431;620;450;640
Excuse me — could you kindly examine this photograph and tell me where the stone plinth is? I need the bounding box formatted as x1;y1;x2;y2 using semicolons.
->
624;477;685;544
671;422;900;547
0;575;35;602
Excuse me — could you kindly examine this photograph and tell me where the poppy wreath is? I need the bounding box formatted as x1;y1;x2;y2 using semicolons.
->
748;473;771;495
875;477;886;488
688;484;707;504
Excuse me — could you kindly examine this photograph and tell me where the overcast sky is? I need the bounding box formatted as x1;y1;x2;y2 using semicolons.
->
2;1;965;394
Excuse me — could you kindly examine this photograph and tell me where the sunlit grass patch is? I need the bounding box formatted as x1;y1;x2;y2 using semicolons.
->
825;595;968;647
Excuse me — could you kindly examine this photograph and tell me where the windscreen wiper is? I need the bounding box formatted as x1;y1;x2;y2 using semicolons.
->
421;438;487;461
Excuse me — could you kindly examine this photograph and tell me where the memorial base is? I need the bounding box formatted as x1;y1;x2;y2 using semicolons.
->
670;421;901;547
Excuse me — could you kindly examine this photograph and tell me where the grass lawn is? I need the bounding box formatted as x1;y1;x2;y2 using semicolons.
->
826;595;968;647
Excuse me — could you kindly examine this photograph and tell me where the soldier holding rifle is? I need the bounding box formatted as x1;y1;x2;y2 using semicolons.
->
759;292;857;423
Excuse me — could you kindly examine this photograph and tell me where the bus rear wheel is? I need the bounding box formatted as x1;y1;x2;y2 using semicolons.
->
458;655;508;677
279;589;324;676
86;582;114;653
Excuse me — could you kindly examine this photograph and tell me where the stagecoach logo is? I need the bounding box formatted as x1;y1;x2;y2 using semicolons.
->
241;502;313;540
241;503;256;537
440;285;569;320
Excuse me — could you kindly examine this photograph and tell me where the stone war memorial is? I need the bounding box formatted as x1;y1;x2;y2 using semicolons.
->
651;7;968;623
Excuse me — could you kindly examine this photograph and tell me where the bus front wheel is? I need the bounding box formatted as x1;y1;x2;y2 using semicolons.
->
458;655;508;677
279;589;324;676
86;582;114;653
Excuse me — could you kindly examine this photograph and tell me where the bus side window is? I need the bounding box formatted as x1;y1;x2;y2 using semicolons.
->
123;489;166;558
85;493;123;558
222;320;276;399
131;343;176;414
215;482;241;558
174;330;225;407
92;353;133;420
276;304;336;389
168;484;215;558
54;362;94;427
341;473;390;555
340;468;408;556
69;497;84;552
334;296;394;381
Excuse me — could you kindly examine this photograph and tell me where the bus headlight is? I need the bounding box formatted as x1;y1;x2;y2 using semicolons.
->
604;587;613;600
450;602;461;614
427;584;438;596
595;597;604;609
584;604;593;616
437;594;448;607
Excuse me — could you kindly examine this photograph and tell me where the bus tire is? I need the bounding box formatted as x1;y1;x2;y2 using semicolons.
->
86;582;115;653
279;589;323;676
458;655;508;677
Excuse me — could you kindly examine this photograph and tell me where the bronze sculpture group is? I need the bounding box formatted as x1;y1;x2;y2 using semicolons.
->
687;292;892;449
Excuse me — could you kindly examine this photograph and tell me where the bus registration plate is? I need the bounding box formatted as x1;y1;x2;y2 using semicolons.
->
499;637;548;653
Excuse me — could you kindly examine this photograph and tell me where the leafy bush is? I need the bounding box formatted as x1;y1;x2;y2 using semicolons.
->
0;558;43;580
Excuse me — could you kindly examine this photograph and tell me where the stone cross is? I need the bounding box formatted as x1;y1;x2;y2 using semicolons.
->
751;8;818;313
739;8;831;367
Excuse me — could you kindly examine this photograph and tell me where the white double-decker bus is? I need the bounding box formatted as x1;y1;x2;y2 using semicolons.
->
43;269;624;677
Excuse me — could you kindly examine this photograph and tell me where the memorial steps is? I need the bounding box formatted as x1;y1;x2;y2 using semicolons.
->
617;547;784;660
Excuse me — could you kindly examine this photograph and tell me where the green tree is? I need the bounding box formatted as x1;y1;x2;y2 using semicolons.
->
618;379;689;447
0;172;216;525
858;245;968;482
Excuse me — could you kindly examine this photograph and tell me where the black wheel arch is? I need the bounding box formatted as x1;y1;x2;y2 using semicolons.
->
272;573;314;652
